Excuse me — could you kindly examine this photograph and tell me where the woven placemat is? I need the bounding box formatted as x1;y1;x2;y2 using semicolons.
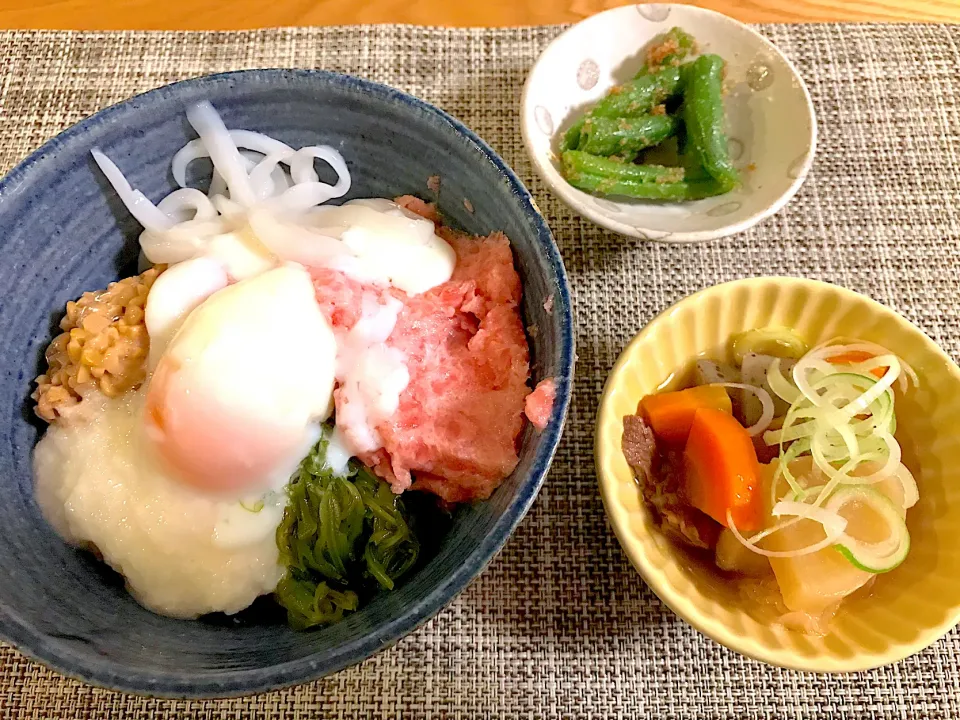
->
1;22;959;719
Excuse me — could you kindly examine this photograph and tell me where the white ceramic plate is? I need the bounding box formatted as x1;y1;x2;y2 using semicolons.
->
521;4;817;242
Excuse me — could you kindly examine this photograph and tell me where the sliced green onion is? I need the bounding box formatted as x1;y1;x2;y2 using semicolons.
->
771;500;847;536
806;338;919;391
773;439;810;504
731;337;919;564
895;464;920;509
766;358;801;404
827;486;911;573
708;382;774;436
788;483;825;502
842;363;900;418
726;509;847;559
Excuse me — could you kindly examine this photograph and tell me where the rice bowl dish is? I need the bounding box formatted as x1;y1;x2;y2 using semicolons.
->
31;100;557;626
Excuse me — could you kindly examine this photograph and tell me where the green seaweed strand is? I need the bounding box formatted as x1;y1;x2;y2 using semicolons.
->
275;428;421;630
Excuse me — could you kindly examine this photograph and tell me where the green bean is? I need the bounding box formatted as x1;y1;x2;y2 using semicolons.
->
588;65;685;119
636;27;698;76
563;150;683;183
575;174;728;201
682;54;739;192
560;117;586;152
578;114;680;157
675;114;709;181
561;150;728;201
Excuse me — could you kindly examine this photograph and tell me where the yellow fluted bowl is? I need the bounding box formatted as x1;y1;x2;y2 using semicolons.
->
595;276;960;672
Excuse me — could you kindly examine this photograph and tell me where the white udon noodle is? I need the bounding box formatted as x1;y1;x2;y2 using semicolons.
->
91;100;352;265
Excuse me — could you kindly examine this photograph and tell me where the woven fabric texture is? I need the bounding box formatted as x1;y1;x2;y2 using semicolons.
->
1;22;959;719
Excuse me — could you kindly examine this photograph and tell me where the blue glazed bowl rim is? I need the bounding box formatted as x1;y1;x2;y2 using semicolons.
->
0;68;575;698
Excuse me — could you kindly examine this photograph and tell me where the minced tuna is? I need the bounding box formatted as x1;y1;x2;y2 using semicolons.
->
311;198;554;502
525;378;556;431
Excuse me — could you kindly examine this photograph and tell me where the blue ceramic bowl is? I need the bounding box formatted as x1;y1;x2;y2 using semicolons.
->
0;70;573;697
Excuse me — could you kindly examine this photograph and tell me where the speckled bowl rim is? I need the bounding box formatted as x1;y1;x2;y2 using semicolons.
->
595;276;960;672
0;68;575;698
520;4;818;243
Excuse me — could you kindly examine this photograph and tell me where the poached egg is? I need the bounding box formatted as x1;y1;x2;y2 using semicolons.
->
144;263;337;495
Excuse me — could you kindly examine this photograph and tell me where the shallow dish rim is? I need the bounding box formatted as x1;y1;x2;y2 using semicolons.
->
521;4;818;243
0;67;576;698
594;275;960;672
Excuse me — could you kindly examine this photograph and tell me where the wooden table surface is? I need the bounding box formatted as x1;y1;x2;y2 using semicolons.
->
0;0;957;30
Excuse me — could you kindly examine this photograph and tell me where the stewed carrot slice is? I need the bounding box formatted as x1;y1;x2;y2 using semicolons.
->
639;385;732;445
826;350;886;379
683;408;762;532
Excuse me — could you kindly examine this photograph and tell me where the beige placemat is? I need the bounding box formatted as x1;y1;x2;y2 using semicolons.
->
1;22;959;719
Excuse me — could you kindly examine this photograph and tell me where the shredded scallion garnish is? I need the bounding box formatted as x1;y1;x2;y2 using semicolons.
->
729;339;919;572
